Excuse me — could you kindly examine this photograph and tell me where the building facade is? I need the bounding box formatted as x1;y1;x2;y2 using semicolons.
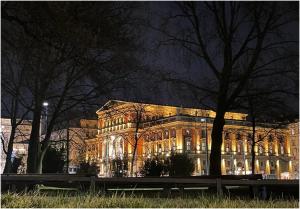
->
86;100;295;179
288;121;299;179
1;118;97;174
1;118;32;173
49;119;98;174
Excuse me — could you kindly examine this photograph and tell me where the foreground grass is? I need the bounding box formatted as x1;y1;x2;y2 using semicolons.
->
1;192;298;208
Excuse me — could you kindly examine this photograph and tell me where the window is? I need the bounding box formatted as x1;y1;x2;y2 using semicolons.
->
237;143;241;153
164;130;169;139
185;137;192;151
236;133;241;141
224;132;230;140
259;144;263;154
260;161;264;167
201;141;206;151
158;144;162;153
201;129;206;138
171;129;176;138
248;143;252;153
268;135;273;142
172;138;176;151
225;142;230;152
164;140;169;152
280;144;284;154
158;132;162;140
291;129;295;135
269;143;273;154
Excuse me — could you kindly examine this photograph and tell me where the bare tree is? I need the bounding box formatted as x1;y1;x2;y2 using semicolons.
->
1;41;32;173
148;2;298;175
2;2;141;173
103;101;156;176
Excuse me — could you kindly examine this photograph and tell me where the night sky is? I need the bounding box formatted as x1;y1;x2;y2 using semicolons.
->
1;2;299;120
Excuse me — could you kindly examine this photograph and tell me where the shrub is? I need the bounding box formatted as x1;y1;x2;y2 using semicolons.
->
42;147;65;173
77;162;99;176
141;157;164;177
168;153;194;177
111;156;128;177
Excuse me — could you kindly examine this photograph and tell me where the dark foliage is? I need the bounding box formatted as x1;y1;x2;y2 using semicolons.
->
141;157;165;177
77;162;99;176
42;147;65;173
168;153;194;177
111;156;128;177
11;157;22;173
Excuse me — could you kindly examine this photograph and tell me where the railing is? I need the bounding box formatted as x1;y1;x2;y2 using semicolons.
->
1;174;298;198
99;115;282;134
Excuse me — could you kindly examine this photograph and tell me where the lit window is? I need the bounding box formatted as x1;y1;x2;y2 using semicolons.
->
237;144;241;153
185;137;192;151
291;129;295;135
158;144;162;153
172;139;176;151
269;143;273;154
201;141;206;151
225;142;230;152
280;145;284;154
259;144;263;154
164;130;169;139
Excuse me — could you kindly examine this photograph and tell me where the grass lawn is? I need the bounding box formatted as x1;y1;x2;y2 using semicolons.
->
1;192;299;208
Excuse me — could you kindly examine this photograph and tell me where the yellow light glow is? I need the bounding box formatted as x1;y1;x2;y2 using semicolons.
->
221;159;226;175
266;160;270;174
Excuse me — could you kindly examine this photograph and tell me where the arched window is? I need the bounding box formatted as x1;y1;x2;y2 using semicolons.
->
172;138;176;151
225;141;230;152
279;136;285;154
164;130;169;139
170;129;176;138
224;132;230;140
236;132;241;141
258;143;263;154
185;137;192;152
201;129;206;139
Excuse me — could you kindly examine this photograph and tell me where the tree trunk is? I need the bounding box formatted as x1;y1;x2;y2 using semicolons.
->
3;126;17;173
130;134;138;177
251;116;256;175
27;107;42;173
209;110;226;176
37;146;48;174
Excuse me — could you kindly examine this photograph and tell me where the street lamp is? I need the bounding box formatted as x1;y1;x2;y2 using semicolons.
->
43;102;49;134
201;118;209;175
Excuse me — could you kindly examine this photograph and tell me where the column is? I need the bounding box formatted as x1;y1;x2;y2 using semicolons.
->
221;159;226;175
176;128;183;153
196;128;200;153
230;132;236;155
276;160;280;179
266;160;270;174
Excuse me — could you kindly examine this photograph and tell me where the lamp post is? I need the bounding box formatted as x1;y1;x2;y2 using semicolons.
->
201;118;209;175
243;140;246;175
42;102;49;134
40;101;49;142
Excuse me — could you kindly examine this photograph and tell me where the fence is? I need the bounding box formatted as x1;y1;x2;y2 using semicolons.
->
1;174;298;198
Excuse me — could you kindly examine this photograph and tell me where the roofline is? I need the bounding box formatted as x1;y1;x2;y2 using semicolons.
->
95;100;249;116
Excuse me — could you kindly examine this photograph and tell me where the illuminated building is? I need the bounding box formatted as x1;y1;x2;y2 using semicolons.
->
46;119;98;174
288;121;299;179
0;118;32;173
85;100;295;178
1;118;97;174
